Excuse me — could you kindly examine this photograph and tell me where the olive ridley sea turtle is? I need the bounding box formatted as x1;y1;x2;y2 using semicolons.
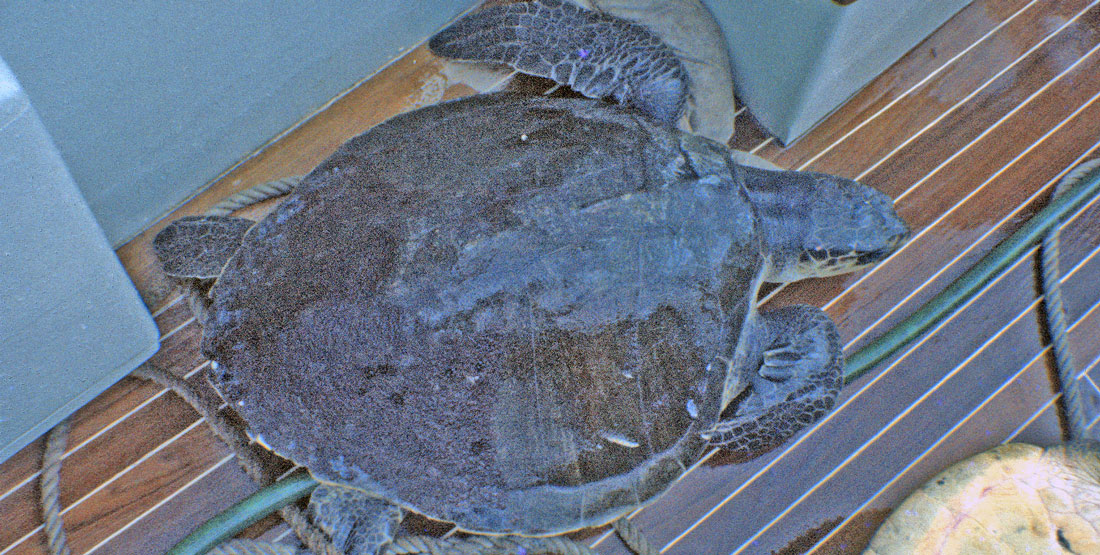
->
153;3;909;553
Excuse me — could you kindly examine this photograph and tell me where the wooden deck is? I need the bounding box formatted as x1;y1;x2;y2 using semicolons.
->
5;0;1100;553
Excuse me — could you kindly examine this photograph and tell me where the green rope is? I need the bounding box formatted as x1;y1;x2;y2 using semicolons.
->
165;473;318;555
168;471;606;555
843;164;1100;384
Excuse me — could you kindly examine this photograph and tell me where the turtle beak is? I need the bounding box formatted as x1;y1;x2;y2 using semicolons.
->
798;179;910;277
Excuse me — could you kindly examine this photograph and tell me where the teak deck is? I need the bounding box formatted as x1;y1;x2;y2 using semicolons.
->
5;0;1100;553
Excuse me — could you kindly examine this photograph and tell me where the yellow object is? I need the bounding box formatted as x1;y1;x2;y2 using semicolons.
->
866;442;1100;554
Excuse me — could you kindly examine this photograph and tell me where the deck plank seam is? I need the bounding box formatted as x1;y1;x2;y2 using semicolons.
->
4;1;1093;551
720;231;1100;555
0;418;209;555
804;291;1100;553
655;25;1100;547
835;94;1100;349
851;0;1100;182
83;453;237;555
794;0;1044;171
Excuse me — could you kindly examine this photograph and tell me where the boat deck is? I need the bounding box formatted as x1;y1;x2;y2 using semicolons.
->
4;0;1100;553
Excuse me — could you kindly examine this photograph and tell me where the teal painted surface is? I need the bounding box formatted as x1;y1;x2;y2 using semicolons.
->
0;2;470;246
0;57;159;464
704;0;971;144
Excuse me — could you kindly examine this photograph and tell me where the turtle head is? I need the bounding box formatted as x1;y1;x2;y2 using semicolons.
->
739;166;910;283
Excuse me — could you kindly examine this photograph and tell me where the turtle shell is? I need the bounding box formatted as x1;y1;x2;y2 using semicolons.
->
202;93;763;535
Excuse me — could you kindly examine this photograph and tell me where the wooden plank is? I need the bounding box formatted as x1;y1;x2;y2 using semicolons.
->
827;68;1100;349
764;0;1094;172
655;207;1100;554
91;457;257;555
0;300;193;499
4;422;238;555
594;68;1100;550
756;0;1035;157
768;4;1100;335
811;296;1100;553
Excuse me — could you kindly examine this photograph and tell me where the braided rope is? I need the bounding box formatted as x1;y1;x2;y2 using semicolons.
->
207;539;303;555
205;177;302;217
130;363;272;485
1040;158;1100;441
38;418;72;555
383;534;601;555
133;326;344;555
200;533;607;555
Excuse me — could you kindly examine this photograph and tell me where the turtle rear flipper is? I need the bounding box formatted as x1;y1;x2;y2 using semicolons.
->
429;0;688;125
308;485;403;555
701;305;842;459
152;215;254;279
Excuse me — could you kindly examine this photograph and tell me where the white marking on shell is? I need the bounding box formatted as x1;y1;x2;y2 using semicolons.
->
465;374;481;385
600;431;640;449
686;398;699;419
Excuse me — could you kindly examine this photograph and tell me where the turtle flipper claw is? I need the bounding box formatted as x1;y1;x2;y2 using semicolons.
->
701;305;842;458
308;485;403;555
429;0;688;125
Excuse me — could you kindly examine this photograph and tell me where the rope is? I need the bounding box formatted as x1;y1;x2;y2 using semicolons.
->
38;418;72;555
205;177;302;217
1039;159;1100;441
844;163;1100;382
610;518;658;555
383;534;601;555
138;317;343;555
207;539;303;555
130;363;273;485
169;471;609;555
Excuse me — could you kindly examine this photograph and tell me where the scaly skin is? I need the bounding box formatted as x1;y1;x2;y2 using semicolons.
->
429;0;688;125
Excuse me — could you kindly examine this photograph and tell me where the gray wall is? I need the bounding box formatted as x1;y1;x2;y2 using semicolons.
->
0;1;470;246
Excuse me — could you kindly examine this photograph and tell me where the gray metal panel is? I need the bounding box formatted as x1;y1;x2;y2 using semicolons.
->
0;1;471;246
0;58;159;464
705;0;971;144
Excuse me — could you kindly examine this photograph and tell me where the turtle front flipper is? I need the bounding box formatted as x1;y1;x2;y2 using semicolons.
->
308;485;403;555
429;0;688;125
701;305;842;459
152;215;255;280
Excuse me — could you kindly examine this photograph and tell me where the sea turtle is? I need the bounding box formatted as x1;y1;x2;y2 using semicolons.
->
154;92;907;552
151;4;910;553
